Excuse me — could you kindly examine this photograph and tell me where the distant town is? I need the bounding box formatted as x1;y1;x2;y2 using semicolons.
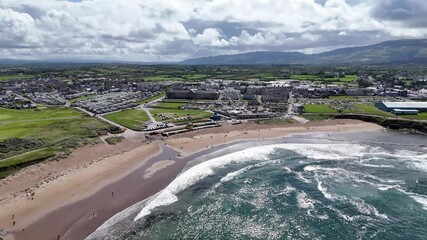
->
1;67;427;132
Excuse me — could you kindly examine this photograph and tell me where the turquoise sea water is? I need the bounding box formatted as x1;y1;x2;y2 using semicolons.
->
88;132;427;240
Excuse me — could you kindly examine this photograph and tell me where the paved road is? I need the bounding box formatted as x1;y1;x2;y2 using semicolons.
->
14;93;36;104
138;96;171;129
287;92;294;115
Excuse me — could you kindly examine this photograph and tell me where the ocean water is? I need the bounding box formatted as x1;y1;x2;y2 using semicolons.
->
88;132;427;240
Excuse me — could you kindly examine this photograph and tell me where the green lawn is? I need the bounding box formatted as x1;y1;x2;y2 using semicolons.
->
398;112;427;121
329;96;387;101
0;75;34;81
154;102;185;109
104;109;150;130
304;104;337;113
0;107;81;140
150;107;212;124
0;106;110;143
303;103;427;121
342;104;394;117
0;106;112;178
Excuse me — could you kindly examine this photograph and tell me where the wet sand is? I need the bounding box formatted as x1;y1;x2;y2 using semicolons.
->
0;119;383;240
165;119;382;155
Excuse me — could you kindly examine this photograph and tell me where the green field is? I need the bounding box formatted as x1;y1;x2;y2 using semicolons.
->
398;112;427;120
342;104;395;117
0;106;109;141
143;74;209;81
303;104;337;113
291;74;358;82
154;102;185;109
0;106;112;178
328;96;387;101
104;109;150;130
150;101;212;124
0;74;34;81
303;103;427;121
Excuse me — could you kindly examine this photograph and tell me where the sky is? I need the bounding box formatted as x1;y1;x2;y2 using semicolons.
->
1;0;427;62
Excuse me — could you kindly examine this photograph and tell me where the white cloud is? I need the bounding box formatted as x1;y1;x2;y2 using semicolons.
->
0;8;41;48
0;0;426;61
193;28;229;47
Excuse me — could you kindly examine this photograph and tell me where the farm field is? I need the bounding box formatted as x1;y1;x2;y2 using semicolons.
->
0;74;34;82
290;74;358;82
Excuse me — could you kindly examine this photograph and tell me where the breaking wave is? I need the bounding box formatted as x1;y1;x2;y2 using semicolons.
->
134;143;427;222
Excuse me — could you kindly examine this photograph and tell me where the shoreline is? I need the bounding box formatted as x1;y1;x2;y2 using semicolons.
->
0;119;383;240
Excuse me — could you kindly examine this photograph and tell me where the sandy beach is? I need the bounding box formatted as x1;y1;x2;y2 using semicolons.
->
165;119;382;155
0;119;383;240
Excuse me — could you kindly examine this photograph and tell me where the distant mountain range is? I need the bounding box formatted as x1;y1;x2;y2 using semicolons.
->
1;39;427;66
180;39;427;65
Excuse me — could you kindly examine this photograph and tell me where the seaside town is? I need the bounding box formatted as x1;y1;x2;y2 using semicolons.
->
1;71;427;133
1;66;426;239
1;0;427;239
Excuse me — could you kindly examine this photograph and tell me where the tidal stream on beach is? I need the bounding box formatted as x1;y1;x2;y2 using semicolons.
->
88;131;427;240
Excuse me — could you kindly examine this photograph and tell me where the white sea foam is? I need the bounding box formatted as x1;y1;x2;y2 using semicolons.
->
296;172;311;183
304;165;321;172
220;165;253;183
410;195;427;210
359;163;395;168
316;178;341;201
282;185;296;195
396;188;427;211
377;184;400;191
297;192;316;209
134;143;427;221
134;145;277;221
349;199;387;219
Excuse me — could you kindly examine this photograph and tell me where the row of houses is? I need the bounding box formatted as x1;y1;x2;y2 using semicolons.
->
166;89;220;100
0;93;37;109
73;91;161;114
